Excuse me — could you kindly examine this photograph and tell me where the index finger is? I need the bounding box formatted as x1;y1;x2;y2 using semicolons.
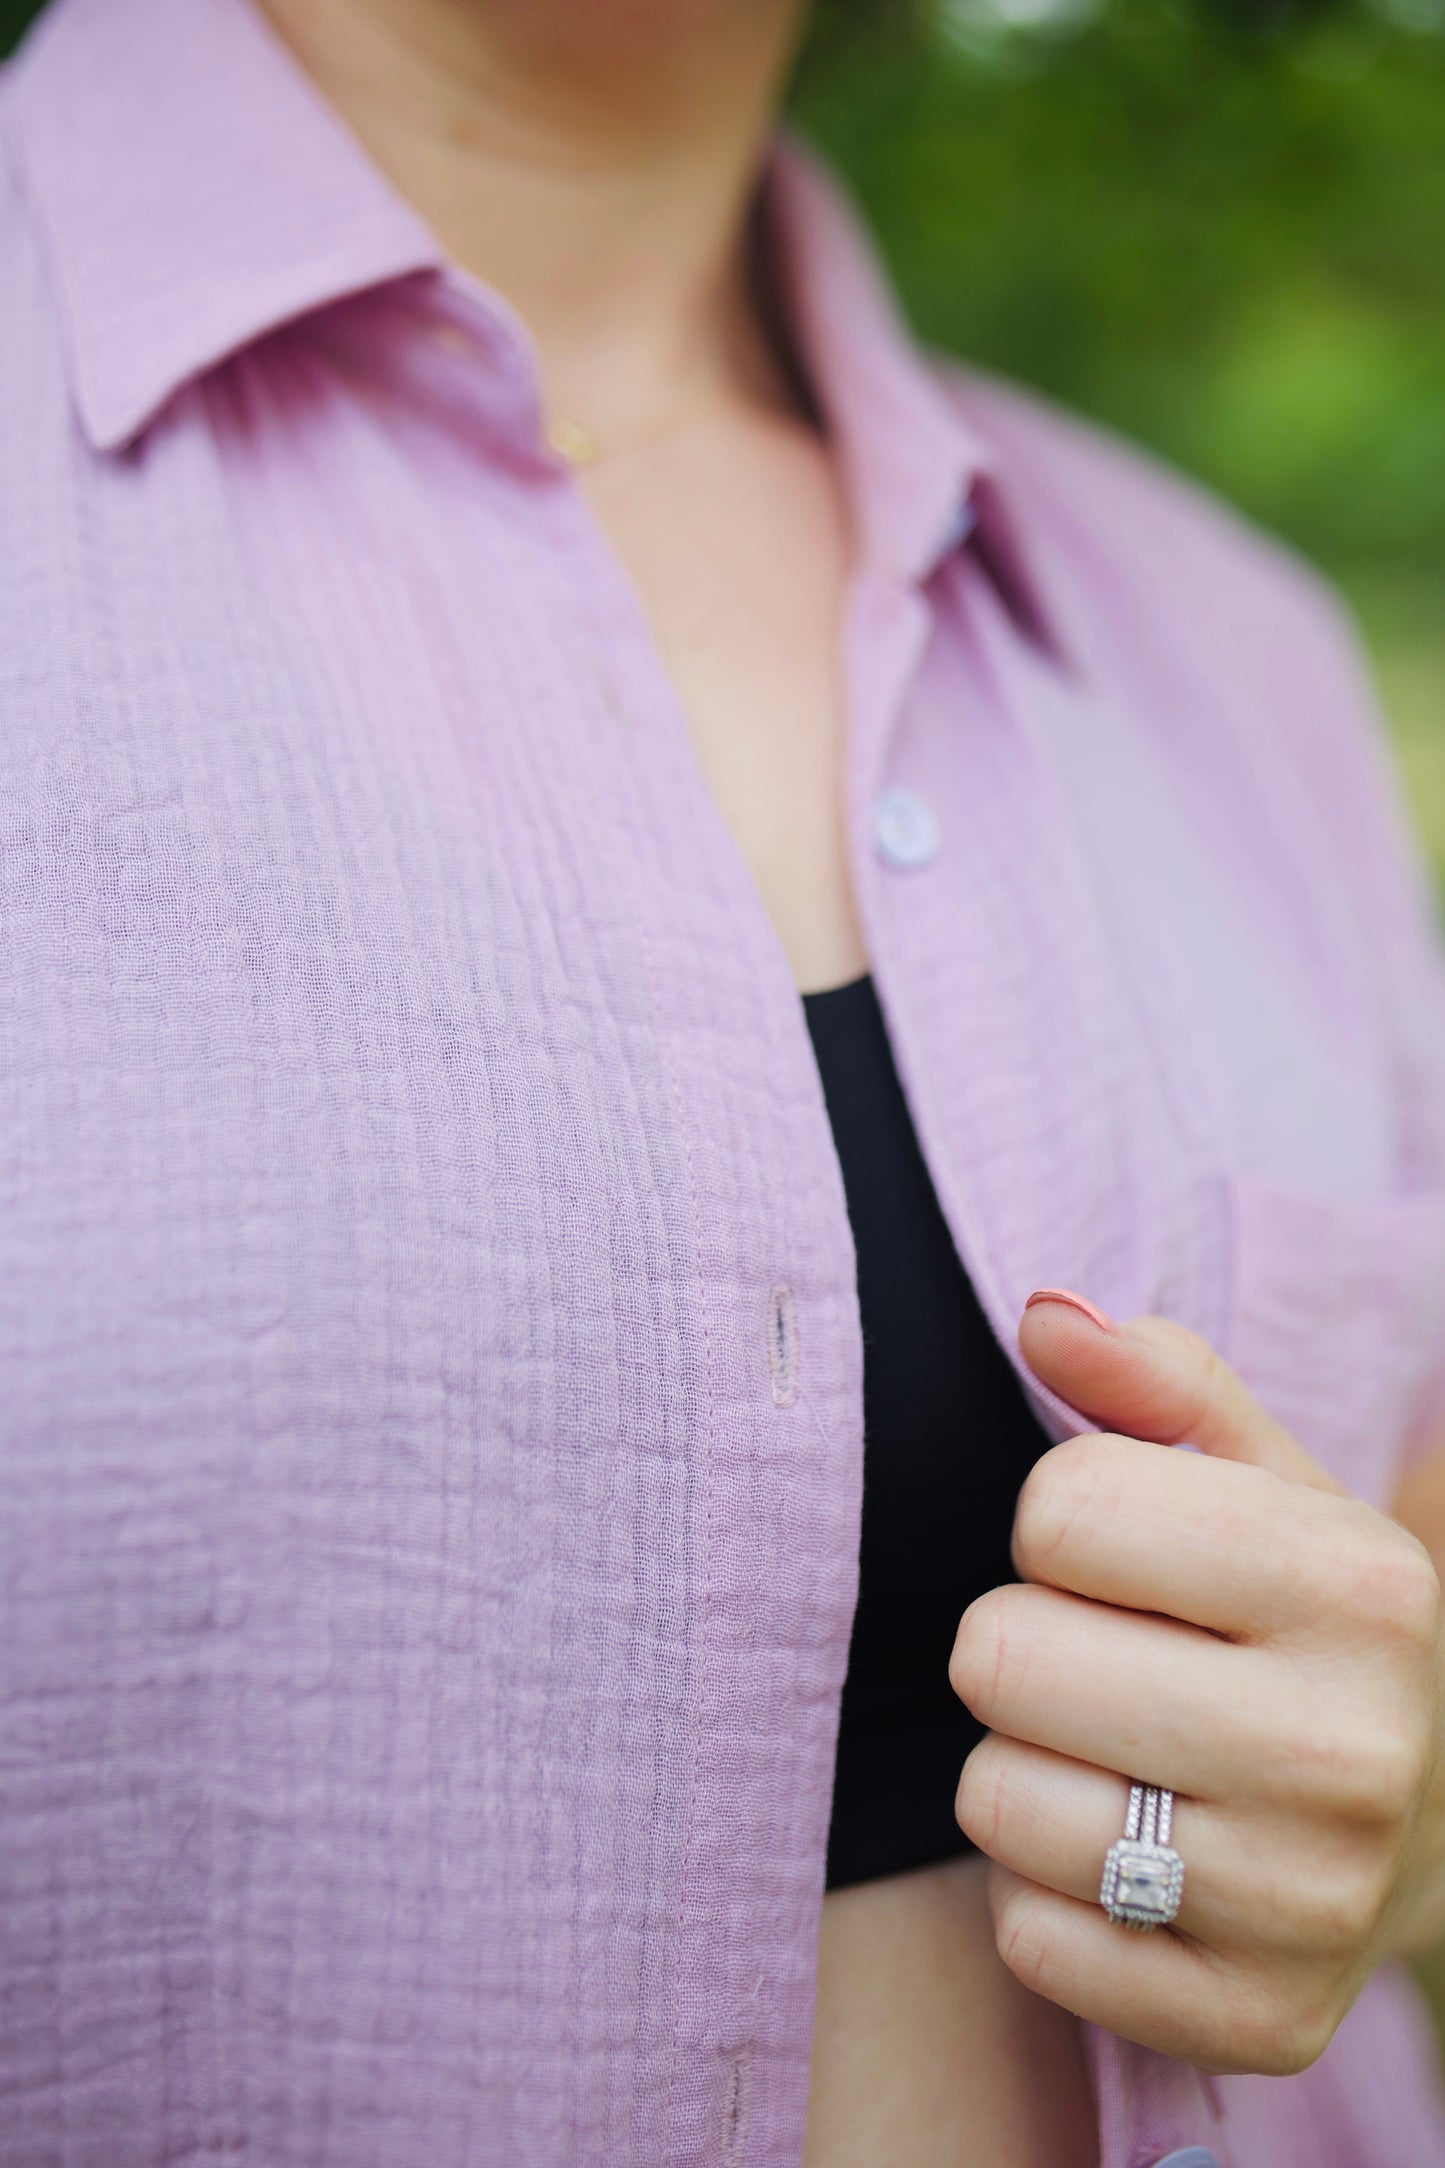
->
1019;1298;1344;1495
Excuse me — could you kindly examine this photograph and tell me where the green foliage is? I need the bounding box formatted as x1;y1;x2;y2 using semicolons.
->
791;0;1445;585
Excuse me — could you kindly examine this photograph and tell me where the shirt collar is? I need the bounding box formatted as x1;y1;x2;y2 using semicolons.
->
763;134;993;586
5;0;442;453
764;140;1064;639
6;0;1060;640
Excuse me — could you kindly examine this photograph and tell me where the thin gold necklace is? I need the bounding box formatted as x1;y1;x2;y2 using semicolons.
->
546;417;601;466
544;381;778;469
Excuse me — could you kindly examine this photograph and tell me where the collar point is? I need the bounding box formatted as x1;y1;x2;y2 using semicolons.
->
73;381;163;457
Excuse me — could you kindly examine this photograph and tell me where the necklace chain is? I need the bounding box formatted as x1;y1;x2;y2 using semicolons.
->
545;380;770;469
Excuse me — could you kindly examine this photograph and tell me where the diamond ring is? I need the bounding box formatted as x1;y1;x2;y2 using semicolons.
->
1100;1781;1185;1931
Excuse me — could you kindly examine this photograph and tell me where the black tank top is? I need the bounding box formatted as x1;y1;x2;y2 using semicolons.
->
801;973;1054;1892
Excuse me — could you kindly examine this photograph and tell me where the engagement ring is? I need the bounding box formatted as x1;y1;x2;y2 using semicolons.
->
1100;1781;1185;1931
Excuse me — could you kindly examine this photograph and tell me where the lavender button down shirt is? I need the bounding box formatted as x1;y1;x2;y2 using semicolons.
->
5;1;1445;2162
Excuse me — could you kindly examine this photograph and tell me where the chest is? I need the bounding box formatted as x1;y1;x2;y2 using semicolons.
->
7;376;1445;2164
4;386;1434;1484
577;409;862;990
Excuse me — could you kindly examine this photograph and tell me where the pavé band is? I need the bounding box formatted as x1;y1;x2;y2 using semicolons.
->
1099;1781;1185;1931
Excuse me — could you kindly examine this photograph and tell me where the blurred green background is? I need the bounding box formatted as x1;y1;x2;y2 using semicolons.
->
5;0;1445;2030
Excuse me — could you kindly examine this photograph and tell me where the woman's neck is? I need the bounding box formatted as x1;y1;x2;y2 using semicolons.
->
256;0;809;436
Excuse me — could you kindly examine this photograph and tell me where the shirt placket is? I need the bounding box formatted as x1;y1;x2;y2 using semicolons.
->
527;469;873;2165
850;553;1235;2168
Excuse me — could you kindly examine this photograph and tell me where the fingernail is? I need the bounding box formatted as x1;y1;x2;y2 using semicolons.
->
1024;1287;1125;1337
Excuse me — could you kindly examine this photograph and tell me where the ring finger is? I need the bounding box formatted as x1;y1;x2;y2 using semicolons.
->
955;1732;1319;1955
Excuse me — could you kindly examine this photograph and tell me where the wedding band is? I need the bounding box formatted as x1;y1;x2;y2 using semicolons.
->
1099;1782;1185;1931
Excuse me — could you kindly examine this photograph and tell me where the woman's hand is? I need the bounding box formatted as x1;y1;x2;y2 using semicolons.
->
948;1288;1445;2076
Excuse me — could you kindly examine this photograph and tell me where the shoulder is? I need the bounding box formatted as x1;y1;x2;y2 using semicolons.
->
0;60;45;305
941;356;1423;895
940;355;1445;1169
0;66;76;475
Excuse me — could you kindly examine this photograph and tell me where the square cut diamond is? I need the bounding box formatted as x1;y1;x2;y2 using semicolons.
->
1101;1836;1183;1926
1116;1853;1174;1915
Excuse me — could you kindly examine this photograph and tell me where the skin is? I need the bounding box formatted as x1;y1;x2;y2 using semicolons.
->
258;1;1445;2157
260;0;866;996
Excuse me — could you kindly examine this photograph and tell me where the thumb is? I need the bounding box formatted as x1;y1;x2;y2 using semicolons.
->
1019;1287;1344;1494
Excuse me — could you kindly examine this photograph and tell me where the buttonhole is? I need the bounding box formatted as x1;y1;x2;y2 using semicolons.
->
767;1286;799;1408
721;2045;753;2164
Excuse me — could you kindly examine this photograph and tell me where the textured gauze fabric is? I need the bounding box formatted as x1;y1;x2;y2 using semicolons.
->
5;0;1445;2163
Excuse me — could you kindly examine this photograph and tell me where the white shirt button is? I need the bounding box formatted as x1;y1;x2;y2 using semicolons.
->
873;786;939;871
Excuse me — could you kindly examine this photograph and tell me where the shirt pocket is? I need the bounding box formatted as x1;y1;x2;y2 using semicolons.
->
1223;1173;1445;1505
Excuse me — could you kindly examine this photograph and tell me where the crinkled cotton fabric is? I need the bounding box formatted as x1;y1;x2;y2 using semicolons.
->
4;1;1445;2163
